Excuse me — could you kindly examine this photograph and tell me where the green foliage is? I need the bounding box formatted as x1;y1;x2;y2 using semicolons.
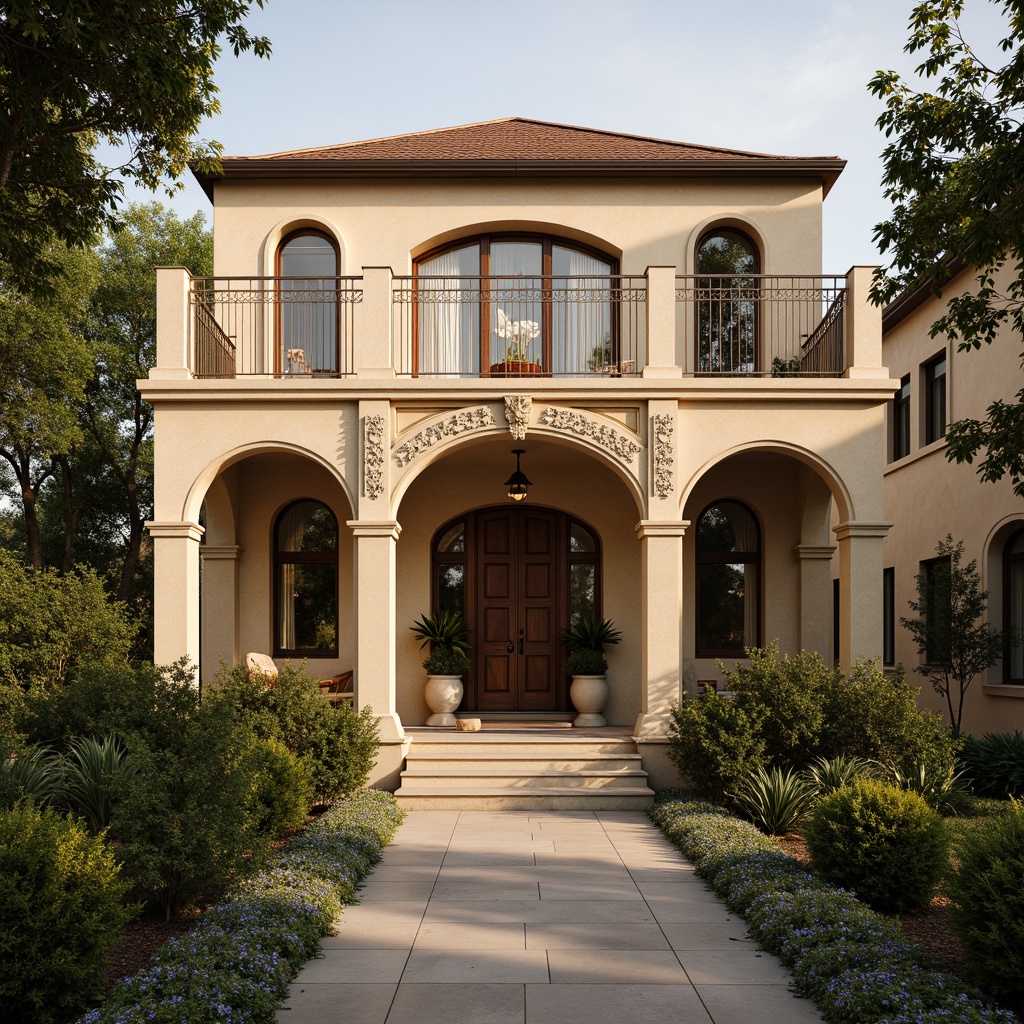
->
61;734;137;834
668;691;766;801
560;616;621;675
732;766;817;836
0;742;63;810
959;730;1024;798
947;799;1024;999
901;536;1005;737
0;549;136;688
564;647;609;675
0;802;134;1023
888;759;968;816
869;2;1024;498
244;737;313;838
0;1;269;295
805;779;949;912
410;610;471;674
803;754;876;796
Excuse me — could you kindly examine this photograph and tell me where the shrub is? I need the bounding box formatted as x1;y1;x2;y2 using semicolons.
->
0;802;134;1023
946;799;1024;999
244;737;313;838
803;753;876;796
888;760;969;816
805;779;949;912
959;731;1024;798
667;691;765;801
732;766;817;835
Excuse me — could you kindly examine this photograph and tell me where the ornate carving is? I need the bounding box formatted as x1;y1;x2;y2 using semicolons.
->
504;395;532;440
393;406;496;467
363;414;386;499
652;414;674;500
539;407;642;464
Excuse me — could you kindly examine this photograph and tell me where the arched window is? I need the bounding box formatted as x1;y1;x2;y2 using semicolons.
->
274;500;338;657
696;500;761;657
414;233;618;377
1004;528;1024;682
696;228;759;374
277;231;339;375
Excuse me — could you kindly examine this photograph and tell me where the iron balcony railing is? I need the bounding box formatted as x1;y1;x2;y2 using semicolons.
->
674;275;847;377
189;277;362;378
392;275;647;377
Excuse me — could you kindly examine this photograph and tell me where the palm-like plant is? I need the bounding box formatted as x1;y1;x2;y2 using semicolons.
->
0;744;64;809
732;766;817;836
559;617;622;675
803;754;876;796
410;610;471;675
62;734;137;833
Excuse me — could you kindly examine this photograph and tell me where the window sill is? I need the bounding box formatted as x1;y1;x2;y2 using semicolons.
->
981;684;1024;699
884;438;948;475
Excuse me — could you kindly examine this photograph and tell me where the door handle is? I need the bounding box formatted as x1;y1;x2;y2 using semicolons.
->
518;637;524;655
506;640;514;653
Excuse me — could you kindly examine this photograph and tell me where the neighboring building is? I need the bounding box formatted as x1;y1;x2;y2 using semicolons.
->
882;263;1024;735
146;118;895;790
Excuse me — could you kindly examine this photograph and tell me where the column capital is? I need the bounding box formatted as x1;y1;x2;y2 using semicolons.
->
146;520;205;542
347;519;402;541
833;520;893;542
794;544;837;561
200;544;241;561
635;519;689;541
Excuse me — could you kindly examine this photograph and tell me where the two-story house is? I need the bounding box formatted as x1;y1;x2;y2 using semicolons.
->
146;118;895;795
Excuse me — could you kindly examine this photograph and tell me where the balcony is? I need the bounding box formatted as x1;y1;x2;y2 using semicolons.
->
161;269;874;382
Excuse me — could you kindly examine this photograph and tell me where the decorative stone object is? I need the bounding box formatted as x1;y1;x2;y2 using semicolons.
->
456;718;482;732
504;395;532;440
363;414;386;499
569;675;609;727
652;413;674;500
424;674;464;727
393;407;496;467
540;407;642;464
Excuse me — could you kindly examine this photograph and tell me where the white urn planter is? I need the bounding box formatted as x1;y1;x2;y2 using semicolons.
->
424;674;464;727
569;674;609;727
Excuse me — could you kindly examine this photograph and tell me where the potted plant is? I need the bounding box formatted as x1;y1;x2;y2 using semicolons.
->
490;309;543;376
559;616;622;727
410;610;471;727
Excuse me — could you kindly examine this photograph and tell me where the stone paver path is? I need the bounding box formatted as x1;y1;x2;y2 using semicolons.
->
278;810;823;1024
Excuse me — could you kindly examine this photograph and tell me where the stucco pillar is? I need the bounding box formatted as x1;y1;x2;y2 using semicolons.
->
199;545;241;682
347;520;405;743
834;521;893;671
152;267;193;380
356;267;396;379
842;265;883;379
795;544;836;657
634;520;688;738
643;266;683;378
147;520;205;676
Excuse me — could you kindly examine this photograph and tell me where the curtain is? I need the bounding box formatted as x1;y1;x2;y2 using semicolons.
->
720;502;759;646
418;248;478;376
553;247;612;375
490;242;542;367
276;504;307;651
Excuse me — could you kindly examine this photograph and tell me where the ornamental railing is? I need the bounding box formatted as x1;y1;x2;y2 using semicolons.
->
674;275;846;376
189;277;362;377
391;275;647;377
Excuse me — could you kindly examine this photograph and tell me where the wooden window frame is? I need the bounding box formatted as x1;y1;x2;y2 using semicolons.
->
893;374;911;461
924;352;947;445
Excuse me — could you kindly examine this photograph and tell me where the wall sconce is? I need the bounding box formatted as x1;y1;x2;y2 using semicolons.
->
504;449;532;502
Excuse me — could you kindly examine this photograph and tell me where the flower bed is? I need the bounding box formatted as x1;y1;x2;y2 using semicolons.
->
650;794;1018;1024
80;789;404;1024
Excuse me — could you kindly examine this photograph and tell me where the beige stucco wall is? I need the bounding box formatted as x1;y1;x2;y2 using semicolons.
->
883;267;1024;735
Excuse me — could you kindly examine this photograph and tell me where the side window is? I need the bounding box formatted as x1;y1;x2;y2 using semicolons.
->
883;567;895;666
695;229;759;374
696;500;761;657
924;353;947;445
435;520;467;617
274;500;338;657
893;374;911;460
1004;529;1024;682
277;231;339;374
568;520;600;626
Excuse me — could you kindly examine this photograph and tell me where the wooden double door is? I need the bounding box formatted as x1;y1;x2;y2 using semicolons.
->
474;507;564;712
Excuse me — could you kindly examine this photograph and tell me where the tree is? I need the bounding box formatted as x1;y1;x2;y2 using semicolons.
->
900;535;1005;737
0;1;269;294
869;0;1024;496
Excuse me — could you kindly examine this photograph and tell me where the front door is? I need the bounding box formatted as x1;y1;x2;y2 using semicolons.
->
475;507;561;711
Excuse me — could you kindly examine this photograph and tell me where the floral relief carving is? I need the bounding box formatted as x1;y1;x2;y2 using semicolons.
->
652;414;674;500
539;407;642;464
393;407;497;467
363;414;386;499
504;395;532;440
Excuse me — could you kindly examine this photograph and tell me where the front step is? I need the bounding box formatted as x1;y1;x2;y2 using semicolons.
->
395;731;655;810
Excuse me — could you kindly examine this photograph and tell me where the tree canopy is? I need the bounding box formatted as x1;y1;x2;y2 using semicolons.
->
869;0;1024;495
0;1;268;293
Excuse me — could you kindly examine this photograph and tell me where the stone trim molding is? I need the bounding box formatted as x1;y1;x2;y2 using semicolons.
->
794;544;837;560
504;395;532;440
540;406;642;464
346;520;402;542
635;520;690;540
363;414;386;499
199;544;242;561
651;413;674;499
393;406;496;467
832;521;894;542
146;520;205;542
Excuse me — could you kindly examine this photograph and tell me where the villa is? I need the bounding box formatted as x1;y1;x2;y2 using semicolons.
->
145;118;896;797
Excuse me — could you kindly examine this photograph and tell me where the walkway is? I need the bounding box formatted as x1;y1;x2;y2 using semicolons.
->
277;810;823;1024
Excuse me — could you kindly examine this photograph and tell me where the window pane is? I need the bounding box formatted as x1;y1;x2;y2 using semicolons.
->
280;235;338;374
280;234;336;280
279;563;337;650
569;563;596;626
883;567;895;666
437;523;465;553
569;522;596;553
490;243;543;366
697;501;757;552
437;562;465;617
697;232;757;275
277;501;337;552
416;246;481;376
698;562;751;652
697;232;757;374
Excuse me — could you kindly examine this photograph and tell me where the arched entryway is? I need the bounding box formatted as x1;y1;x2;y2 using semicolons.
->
433;506;601;712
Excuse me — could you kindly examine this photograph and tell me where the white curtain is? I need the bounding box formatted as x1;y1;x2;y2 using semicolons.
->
720;502;759;646
490;243;542;367
553;248;612;375
418;249;477;376
276;504;308;651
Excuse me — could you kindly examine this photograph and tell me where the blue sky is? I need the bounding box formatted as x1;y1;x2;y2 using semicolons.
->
106;0;1008;273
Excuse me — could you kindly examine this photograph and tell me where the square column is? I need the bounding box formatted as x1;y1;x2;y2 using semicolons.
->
146;520;204;677
795;544;837;658
834;521;893;671
634;520;688;738
347;520;405;744
199;544;241;681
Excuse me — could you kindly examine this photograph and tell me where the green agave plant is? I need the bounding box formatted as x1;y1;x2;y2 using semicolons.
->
1;744;64;809
959;730;1024;798
410;611;471;676
887;760;966;815
732;766;817;836
62;734;138;833
803;754;876;796
558;617;622;653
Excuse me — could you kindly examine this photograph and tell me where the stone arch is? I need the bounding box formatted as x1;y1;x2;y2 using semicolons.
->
409;220;623;265
683;213;771;275
259;215;348;276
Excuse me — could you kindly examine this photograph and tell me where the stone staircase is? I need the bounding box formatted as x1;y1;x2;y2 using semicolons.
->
394;728;655;810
